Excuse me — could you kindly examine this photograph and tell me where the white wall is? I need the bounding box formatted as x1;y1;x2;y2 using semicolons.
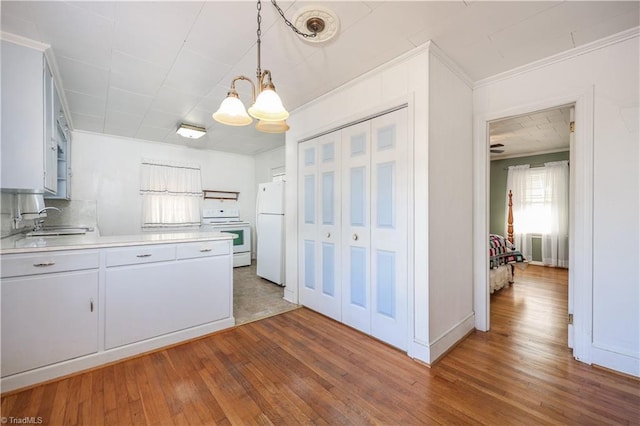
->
473;33;639;376
71;131;255;236
254;146;285;188
428;52;474;351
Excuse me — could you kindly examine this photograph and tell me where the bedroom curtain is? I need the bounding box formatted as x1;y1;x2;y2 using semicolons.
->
140;159;203;228
505;164;533;260
541;160;569;267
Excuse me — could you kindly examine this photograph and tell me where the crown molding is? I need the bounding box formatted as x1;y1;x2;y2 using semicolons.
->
428;41;474;89
1;32;49;52
474;26;640;89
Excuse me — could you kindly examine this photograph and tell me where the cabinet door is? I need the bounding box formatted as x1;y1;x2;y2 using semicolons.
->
43;62;57;193
1;271;99;377
46;85;71;200
0;41;46;190
298;132;342;320
105;256;231;349
370;108;408;350
341;121;372;334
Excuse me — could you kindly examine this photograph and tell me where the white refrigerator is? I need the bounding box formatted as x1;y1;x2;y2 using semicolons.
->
256;181;285;285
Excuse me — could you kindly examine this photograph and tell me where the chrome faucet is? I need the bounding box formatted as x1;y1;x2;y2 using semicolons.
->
38;206;61;215
33;206;62;231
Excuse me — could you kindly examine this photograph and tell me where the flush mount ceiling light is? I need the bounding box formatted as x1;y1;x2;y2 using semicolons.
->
176;123;207;139
213;0;336;134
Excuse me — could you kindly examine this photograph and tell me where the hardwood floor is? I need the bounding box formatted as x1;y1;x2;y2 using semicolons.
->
2;265;638;425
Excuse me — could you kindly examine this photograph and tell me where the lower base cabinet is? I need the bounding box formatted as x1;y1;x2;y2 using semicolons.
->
105;256;231;349
0;238;233;391
1;270;99;376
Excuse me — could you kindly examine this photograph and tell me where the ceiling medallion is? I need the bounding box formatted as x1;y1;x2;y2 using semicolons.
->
292;6;340;44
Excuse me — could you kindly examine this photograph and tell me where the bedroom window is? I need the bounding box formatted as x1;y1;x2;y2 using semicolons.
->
518;167;549;234
506;161;569;267
140;159;203;228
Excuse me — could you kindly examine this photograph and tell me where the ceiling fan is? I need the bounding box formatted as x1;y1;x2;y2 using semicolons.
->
490;143;504;154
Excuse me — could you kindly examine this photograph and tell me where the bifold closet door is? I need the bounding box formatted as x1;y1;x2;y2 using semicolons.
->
341;108;408;350
341;120;372;333
369;108;408;350
298;132;342;321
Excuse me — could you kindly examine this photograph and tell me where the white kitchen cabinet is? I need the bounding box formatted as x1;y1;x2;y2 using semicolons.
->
104;241;232;349
46;83;72;200
298;108;409;350
1;40;67;195
1;251;99;377
0;235;234;392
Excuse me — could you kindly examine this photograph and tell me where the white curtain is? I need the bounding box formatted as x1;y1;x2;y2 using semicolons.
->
140;159;202;228
541;160;569;267
505;164;533;260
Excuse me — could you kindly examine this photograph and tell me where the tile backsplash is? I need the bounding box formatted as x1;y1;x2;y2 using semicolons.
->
1;192;98;237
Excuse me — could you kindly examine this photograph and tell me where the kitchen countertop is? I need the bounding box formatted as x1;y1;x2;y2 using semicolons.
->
1;230;235;254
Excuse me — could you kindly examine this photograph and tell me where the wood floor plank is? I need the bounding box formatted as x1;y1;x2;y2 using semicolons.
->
2;265;639;425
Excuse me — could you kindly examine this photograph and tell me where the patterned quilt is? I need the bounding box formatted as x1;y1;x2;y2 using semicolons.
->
489;234;527;269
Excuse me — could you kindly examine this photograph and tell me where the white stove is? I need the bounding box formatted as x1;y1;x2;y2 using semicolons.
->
201;204;251;267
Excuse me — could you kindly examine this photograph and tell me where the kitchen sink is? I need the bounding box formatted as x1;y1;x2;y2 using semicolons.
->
26;226;94;237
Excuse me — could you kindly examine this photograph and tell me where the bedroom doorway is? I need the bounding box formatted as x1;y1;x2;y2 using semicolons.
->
486;103;574;347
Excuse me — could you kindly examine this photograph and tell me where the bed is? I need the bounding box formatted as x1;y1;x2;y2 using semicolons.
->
489;190;528;293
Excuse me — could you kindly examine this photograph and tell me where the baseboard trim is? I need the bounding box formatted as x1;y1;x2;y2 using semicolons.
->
428;312;476;364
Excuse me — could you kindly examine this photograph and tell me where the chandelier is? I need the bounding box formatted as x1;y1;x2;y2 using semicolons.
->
213;0;327;134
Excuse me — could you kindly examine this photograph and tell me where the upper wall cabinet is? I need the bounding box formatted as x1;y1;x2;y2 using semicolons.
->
1;40;71;198
46;68;72;200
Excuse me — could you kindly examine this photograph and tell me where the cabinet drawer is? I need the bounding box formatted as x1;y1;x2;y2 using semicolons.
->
1;250;100;278
106;245;176;267
176;241;230;259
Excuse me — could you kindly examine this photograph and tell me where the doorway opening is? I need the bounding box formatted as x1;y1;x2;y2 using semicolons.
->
485;104;574;347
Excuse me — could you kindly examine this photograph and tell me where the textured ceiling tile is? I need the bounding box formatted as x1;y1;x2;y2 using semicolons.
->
109;50;170;97
142;110;182;130
150;86;204;116
55;56;109;99
163;49;231;98
107;87;154;116
71;112;104;133
33;1;114;69
65;90;106;117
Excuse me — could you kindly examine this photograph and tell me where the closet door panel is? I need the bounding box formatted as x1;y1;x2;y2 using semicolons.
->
298;132;341;321
342;121;372;334
370;108;408;350
317;132;342;319
299;140;321;312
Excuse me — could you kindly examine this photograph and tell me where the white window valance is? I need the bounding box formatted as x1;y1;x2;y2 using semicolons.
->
140;159;202;228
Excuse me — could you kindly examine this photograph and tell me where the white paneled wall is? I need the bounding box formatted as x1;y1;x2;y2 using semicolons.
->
71;131;255;236
473;34;639;376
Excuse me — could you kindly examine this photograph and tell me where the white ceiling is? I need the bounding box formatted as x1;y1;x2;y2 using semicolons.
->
489;106;572;159
2;1;638;156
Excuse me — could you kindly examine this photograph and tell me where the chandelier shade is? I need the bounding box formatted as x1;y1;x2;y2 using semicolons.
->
213;94;253;126
248;87;289;122
255;119;290;133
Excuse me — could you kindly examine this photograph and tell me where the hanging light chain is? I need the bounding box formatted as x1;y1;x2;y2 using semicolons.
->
270;0;317;39
256;0;262;80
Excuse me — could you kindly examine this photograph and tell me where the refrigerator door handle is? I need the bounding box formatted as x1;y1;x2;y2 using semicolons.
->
255;188;262;236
